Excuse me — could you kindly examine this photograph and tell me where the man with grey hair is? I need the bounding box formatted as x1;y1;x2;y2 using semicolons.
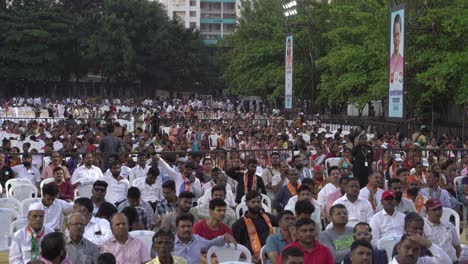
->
10;203;54;264
66;213;99;264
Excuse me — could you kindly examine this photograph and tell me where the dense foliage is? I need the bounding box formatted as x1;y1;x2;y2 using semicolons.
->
0;0;214;90
223;0;467;114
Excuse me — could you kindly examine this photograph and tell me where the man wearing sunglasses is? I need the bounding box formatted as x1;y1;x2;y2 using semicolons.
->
342;222;388;264
91;180;109;216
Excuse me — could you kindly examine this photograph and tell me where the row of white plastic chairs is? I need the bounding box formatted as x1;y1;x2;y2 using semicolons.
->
130;229;252;264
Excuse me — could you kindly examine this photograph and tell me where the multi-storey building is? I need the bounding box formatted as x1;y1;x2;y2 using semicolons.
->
158;0;239;44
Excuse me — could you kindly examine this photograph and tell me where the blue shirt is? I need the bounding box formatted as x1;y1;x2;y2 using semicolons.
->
174;234;225;264
265;231;289;256
420;187;451;208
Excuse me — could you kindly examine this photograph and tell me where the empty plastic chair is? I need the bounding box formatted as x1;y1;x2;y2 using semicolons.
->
129;230;155;256
20;198;42;217
206;244;252;264
377;235;401;262
10;218;29;236
75;182;93;198
40;178;55;197
9;184;38;202
0;197;22;215
5;178;32;198
0;208;22;250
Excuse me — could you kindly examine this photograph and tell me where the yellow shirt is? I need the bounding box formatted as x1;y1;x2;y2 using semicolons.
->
146;256;187;264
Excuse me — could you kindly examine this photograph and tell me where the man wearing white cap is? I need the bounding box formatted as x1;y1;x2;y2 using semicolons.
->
10;202;54;264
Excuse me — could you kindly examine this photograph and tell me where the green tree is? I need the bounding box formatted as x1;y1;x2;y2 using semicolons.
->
408;0;468;113
0;0;72;80
316;0;388;115
222;0;285;99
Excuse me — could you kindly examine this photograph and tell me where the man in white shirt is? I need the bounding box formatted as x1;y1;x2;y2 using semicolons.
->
133;167;163;209
41;183;73;231
71;153;103;188
102;161;130;206
284;182;322;231
359;171;384;211
390;233;452;264
271;161;290;193
382;178;416;214
73;197;113;246
102;154;131;180
129;153;150;184
199;172;236;208
369;190;405;246
333;177;374;228
424;198;461;263
261;152;281;198
12;153;41;186
317;165;341;206
10;203;54;264
157;156;202;198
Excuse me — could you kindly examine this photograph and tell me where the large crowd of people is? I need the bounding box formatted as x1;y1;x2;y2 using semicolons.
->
1;96;468;264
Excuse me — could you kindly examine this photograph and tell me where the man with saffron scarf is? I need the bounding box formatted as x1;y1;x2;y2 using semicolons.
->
273;168;301;212
403;175;429;215
227;158;266;204
358;171;384;212
232;191;277;264
10;203;54;264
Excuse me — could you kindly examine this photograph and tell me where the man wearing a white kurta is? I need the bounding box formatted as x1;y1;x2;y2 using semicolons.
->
10;203;54;264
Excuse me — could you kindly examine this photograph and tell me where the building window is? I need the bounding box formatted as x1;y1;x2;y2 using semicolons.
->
190;11;196;17
190;22;197;29
190;0;196;6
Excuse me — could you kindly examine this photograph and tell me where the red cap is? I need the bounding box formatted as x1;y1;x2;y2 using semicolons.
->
425;198;443;209
382;190;396;200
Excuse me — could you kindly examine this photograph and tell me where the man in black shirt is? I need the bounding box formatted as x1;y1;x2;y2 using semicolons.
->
226;158;266;204
0;152;14;192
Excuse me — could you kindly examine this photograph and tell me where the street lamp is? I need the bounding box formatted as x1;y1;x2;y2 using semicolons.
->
283;1;298;17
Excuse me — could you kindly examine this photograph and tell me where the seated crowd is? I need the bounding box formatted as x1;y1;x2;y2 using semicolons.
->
0;115;467;264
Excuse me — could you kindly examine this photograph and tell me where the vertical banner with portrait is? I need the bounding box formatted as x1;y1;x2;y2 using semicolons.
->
285;34;293;110
388;5;405;120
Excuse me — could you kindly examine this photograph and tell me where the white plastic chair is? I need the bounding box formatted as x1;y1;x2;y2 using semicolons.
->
75;182;94;198
5;178;32;198
0;197;22;215
206;244;252;264
9;184;38;202
453;176;467;229
10;218;29;236
377;235;401;262
0;208;22;251
240;194;272;213
129;230;155;256
442;207;460;240
260;245;267;264
132;177;145;187
20;198;42;217
40;178;55;197
325;157;341;176
235;202;270;219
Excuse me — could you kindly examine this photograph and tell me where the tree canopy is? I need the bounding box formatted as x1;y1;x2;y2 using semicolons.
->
0;0;214;91
222;0;467;114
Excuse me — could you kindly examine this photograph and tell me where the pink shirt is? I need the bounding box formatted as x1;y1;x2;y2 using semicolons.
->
325;190;343;220
101;236;151;264
41;164;71;180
